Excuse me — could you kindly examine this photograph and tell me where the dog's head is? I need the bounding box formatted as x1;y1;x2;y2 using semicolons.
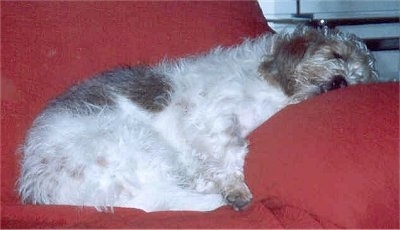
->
259;26;377;103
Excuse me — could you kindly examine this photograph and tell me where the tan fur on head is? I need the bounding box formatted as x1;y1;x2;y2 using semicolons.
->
259;26;378;103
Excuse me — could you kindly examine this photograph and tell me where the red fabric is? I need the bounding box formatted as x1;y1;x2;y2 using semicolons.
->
248;83;399;228
2;1;399;228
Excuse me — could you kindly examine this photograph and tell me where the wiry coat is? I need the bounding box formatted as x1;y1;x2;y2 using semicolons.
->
18;27;377;212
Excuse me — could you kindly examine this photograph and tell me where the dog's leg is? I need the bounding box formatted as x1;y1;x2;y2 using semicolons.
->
190;114;253;210
218;118;253;211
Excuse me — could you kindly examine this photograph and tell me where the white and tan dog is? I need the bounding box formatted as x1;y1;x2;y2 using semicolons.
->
18;26;377;212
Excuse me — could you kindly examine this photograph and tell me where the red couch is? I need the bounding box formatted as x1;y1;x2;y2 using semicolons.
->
1;1;398;228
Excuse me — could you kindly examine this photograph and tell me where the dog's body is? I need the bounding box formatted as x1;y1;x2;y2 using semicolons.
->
18;27;377;212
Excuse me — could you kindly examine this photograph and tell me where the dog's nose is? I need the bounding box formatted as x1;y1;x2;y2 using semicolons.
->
328;75;348;91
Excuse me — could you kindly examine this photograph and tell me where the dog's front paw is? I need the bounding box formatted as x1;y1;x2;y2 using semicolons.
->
224;184;253;211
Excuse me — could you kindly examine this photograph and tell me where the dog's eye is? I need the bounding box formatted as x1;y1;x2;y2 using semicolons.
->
332;52;343;59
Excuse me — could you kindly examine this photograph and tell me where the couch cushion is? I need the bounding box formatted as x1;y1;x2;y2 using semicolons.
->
247;83;399;228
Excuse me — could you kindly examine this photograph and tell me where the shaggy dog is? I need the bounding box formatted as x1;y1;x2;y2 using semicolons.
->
18;26;377;212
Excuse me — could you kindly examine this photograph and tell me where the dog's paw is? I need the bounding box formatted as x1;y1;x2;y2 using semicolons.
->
224;185;253;211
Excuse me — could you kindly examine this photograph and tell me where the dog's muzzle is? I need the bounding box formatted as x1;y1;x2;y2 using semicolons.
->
320;75;348;93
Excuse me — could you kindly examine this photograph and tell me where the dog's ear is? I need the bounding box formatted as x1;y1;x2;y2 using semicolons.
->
279;36;309;65
259;33;311;96
259;27;327;96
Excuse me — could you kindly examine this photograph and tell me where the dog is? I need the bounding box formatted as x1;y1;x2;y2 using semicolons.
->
18;26;377;212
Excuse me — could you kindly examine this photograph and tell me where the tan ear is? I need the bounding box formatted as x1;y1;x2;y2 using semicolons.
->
279;36;309;64
258;34;311;96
